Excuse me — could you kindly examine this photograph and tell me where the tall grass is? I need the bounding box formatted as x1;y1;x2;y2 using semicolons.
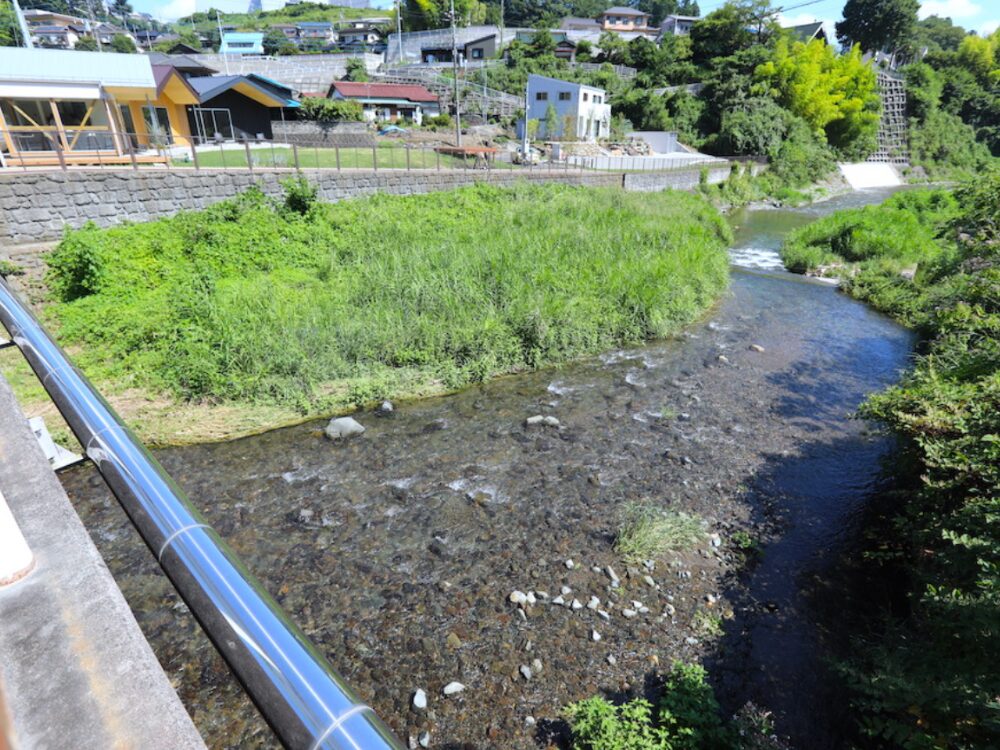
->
614;500;705;563
46;182;731;412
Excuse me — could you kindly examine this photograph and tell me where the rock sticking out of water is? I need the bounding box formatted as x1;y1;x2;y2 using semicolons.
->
526;415;561;428
413;689;427;710
749;344;765;353
324;417;365;440
443;682;465;696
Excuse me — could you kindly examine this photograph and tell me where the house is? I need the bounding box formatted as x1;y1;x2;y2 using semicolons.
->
328;81;439;124
785;21;828;44
597;7;654;32
514;31;576;60
559;16;600;32
118;64;201;148
219;32;264;55
30;25;81;49
185;73;297;141
336;25;383;50
522;74;610;141
297;22;333;43
0;47;167;166
660;14;699;36
92;23;134;47
270;24;299;41
164;41;203;55
21;9;85;27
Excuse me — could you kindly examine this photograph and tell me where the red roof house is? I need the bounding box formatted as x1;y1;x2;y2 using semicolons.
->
327;81;440;123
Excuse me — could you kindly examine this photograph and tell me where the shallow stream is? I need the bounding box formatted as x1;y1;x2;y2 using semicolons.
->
63;188;914;749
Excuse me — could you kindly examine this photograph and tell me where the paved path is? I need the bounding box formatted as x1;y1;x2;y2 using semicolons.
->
0;373;205;750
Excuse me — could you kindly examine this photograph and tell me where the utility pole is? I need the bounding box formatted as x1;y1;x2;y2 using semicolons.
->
498;0;504;49
395;0;403;63
449;0;461;146
216;9;229;75
11;0;33;47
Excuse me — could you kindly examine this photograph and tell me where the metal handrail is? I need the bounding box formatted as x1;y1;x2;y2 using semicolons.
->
0;277;403;750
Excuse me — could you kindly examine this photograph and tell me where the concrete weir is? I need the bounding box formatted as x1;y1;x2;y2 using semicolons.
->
0;375;205;749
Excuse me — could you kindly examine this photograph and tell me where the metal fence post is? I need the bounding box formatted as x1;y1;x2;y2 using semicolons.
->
436;149;440;171
244;141;253;174
190;141;199;171
406;144;410;171
372;145;377;172
335;144;340;172
292;143;300;172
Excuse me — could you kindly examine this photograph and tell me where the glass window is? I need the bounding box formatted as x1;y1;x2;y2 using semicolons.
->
2;99;54;128
558;92;570;100
141;106;173;145
535;92;548;101
471;47;483;59
582;92;588;102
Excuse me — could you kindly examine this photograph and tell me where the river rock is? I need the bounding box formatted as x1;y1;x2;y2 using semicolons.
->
526;415;561;428
379;400;394;412
324;417;365;440
418;731;430;748
749;344;765;353
443;681;465;696
509;590;527;605
591;629;602;642
519;664;532;680
412;689;427;710
587;596;600;610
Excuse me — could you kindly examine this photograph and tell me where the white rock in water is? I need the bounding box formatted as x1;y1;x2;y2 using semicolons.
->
519;664;532;680
526;415;561;427
622;609;638;619
412;689;427;710
552;595;565;606
571;599;583;610
324;416;365;439
380;400;395;412
591;629;602;642
443;681;465;696
418;731;430;748
587;596;600;610
606;654;617;666
509;590;528;605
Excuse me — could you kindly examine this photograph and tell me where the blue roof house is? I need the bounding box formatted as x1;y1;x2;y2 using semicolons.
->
219;32;264;55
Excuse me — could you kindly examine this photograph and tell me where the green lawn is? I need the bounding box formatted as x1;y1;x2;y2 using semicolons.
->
173;145;517;171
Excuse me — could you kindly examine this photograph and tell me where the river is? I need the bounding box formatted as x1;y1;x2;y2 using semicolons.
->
62;188;914;749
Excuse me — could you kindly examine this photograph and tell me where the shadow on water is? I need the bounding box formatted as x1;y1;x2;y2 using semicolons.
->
58;187;916;749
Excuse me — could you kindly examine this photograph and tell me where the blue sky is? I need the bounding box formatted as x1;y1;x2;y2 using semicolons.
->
142;0;999;37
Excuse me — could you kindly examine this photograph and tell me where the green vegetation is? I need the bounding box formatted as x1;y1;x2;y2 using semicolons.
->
614;501;705;563
42;183;730;438
297;97;364;123
565;662;785;750
173;144;479;170
780;172;1000;748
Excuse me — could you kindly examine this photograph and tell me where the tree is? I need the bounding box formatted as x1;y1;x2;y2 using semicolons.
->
543;102;559;138
110;0;132;24
344;57;369;82
690;0;777;66
0;1;20;46
75;36;99;50
755;37;879;154
910;15;967;55
903;62;943;121
262;28;288;55
956;34;997;81
297;97;363;122
836;0;919;56
110;33;136;52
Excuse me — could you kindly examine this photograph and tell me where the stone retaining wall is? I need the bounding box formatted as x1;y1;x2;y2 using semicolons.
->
0;163;733;247
271;121;376;148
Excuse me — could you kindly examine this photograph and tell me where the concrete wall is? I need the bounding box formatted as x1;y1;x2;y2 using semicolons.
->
0;163;732;246
272;121;376;148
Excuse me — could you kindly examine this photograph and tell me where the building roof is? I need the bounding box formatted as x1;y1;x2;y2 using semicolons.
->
151;64;200;104
222;32;264;42
527;72;605;94
146;51;216;73
297;21;332;27
330;80;438;103
187;73;297;107
786;21;826;43
600;6;649;16
559;16;600;28
31;25;72;33
0;47;155;89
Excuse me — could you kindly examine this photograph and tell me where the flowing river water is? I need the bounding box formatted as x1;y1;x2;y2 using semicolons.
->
62;188;914;749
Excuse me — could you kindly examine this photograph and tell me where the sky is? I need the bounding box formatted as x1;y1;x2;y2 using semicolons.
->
140;0;999;37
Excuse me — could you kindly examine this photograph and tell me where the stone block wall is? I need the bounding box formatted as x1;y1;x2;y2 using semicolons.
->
0;163;732;247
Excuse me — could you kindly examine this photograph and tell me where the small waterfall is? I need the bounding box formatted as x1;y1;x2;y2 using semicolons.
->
839;163;902;190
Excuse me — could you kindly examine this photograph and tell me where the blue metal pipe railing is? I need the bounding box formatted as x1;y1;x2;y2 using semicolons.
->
0;278;404;750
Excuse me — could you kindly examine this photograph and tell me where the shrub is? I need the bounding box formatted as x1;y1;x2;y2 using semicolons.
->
297;97;364;123
280;176;318;215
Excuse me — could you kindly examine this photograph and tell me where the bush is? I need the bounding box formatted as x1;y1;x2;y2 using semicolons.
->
423;113;452;129
45;184;731;412
297;97;364;123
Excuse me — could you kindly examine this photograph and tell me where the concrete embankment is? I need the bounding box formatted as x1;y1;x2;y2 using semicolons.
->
0;374;205;749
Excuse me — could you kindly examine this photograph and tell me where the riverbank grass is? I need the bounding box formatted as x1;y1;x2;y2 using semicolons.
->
614;501;705;564
34;182;731;444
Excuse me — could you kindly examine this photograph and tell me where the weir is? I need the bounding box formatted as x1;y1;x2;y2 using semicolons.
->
838;162;902;190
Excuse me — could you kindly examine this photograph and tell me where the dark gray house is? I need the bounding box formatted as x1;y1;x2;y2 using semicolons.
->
185;74;297;141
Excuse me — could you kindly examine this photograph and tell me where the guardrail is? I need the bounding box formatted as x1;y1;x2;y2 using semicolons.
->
0;277;404;750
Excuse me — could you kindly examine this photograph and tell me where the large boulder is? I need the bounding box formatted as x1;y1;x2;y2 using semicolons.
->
324;417;365;440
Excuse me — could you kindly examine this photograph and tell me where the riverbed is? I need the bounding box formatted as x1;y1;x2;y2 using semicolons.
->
62;188;914;749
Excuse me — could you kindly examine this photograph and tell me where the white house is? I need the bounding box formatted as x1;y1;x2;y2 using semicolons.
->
329;81;439;124
660;14;699;36
523;74;610;141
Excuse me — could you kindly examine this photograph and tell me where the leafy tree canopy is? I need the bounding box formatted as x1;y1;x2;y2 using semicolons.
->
836;0;919;55
690;0;778;67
